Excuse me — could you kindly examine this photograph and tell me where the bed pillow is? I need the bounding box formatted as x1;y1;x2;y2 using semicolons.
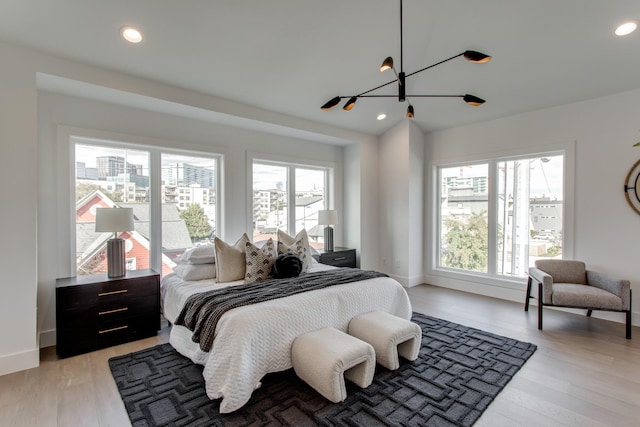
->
277;229;312;272
272;253;303;279
173;263;217;281
244;239;277;284
277;228;319;257
214;233;250;283
177;243;215;265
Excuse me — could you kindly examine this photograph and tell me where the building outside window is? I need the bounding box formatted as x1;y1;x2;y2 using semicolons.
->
437;153;564;279
252;160;330;248
74;142;220;277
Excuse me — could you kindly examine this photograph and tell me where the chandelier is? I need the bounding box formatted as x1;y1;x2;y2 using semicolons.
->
321;0;492;118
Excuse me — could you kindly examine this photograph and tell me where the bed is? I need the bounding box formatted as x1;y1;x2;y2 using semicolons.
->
162;262;412;413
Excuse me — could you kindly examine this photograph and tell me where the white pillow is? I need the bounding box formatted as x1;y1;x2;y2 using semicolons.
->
214;233;250;283
244;239;277;284
173;263;216;281
277;229;312;272
177;243;215;265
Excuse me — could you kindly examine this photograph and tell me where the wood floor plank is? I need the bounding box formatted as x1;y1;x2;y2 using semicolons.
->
0;284;638;426
476;396;567;427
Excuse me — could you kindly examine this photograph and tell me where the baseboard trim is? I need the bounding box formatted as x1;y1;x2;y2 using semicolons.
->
388;274;424;288
0;348;39;376
39;329;56;349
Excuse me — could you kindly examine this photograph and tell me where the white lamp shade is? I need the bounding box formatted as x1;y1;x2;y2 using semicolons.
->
318;209;338;226
95;207;134;232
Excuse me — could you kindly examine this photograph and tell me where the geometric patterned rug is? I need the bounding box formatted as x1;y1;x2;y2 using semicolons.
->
109;313;536;426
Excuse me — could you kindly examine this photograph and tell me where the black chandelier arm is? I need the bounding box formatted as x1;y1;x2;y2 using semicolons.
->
356;77;399;97
400;0;404;72
405;52;465;78
353;52;468;98
357;94;464;98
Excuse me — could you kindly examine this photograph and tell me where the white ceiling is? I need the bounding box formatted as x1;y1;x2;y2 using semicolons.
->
1;0;639;137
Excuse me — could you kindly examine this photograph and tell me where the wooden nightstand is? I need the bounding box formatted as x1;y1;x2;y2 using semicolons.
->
317;247;357;268
56;269;160;358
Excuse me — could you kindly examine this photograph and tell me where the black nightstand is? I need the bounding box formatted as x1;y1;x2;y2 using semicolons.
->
56;269;160;358
317;247;357;268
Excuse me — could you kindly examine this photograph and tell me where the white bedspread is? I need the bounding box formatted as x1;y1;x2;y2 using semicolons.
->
162;263;412;413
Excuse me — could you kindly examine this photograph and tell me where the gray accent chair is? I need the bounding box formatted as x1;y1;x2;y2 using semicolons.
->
525;260;632;339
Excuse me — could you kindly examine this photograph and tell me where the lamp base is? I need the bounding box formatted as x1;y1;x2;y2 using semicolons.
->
107;238;126;278
324;226;334;252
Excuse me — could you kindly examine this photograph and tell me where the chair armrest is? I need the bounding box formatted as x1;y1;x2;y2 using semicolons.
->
528;267;553;304
586;271;631;310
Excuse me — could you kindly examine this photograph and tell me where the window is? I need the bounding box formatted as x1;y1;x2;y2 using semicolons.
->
74;140;220;277
295;168;326;235
439;164;489;273
252;160;329;248
437;153;564;279
75;144;150;276
161;153;217;266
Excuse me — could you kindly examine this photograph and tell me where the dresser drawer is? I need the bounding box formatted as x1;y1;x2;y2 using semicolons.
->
57;314;159;358
57;277;157;311
318;248;356;268
57;294;158;327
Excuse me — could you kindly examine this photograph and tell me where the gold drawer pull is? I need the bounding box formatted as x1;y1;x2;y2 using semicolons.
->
333;257;347;261
98;307;128;316
98;289;128;297
98;325;128;334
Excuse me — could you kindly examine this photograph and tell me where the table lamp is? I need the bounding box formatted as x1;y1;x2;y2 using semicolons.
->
95;207;134;278
318;209;337;252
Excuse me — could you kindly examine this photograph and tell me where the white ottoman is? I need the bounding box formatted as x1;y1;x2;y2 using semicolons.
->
348;311;422;370
291;327;375;403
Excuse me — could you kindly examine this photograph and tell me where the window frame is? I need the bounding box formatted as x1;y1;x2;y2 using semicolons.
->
427;141;575;289
64;128;223;276
247;152;335;239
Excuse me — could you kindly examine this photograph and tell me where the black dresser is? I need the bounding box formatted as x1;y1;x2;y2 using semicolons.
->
56;269;160;358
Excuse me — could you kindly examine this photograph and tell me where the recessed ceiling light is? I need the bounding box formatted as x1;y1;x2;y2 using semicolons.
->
377;113;387;121
615;21;637;36
120;26;143;43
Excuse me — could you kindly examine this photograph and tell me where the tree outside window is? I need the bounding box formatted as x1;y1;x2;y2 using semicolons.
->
438;154;564;278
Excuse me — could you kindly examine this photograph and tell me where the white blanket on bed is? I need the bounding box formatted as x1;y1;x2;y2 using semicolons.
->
162;263;412;413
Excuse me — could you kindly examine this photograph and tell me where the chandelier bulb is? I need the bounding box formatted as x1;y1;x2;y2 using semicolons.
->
463;50;492;63
406;104;414;118
343;96;358;111
463;94;486;106
321;96;341;110
380;57;394;72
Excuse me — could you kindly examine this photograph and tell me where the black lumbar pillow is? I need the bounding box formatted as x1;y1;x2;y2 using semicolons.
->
272;254;303;279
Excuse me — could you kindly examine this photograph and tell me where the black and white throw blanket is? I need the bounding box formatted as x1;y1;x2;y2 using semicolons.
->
174;268;387;352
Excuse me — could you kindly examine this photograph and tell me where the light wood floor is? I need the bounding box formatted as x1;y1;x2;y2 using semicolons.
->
1;284;638;427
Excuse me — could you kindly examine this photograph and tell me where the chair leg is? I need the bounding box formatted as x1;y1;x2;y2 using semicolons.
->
626;289;632;339
524;276;532;312
586;309;592;317
537;282;543;330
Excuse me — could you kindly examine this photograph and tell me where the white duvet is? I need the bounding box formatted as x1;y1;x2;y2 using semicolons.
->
161;263;412;413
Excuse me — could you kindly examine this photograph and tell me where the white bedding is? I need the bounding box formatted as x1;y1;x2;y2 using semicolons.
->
162;263;412;413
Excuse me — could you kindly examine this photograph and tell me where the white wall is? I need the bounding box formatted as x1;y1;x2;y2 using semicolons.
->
344;139;380;269
0;40;375;375
425;88;640;325
408;121;425;283
0;43;40;375
378;120;424;286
